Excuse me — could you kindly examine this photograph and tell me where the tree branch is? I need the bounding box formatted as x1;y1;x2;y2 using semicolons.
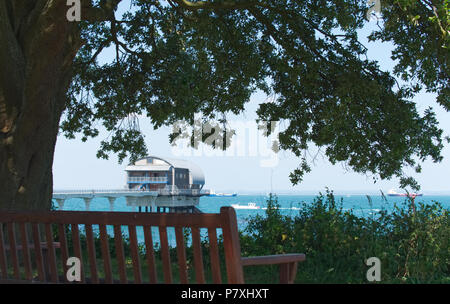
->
171;0;260;11
82;0;123;22
0;0;26;112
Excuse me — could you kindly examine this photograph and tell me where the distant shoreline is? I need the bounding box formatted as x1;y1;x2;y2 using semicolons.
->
213;191;450;196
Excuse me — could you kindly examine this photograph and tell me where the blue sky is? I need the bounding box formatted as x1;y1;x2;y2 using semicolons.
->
52;5;450;194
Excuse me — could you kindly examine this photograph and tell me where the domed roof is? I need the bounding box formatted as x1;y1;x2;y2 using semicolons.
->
126;156;205;186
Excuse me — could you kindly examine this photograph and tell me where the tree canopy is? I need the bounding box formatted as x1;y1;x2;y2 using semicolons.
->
61;0;449;189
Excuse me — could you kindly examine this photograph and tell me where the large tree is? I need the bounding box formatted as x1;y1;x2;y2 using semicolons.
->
0;0;448;211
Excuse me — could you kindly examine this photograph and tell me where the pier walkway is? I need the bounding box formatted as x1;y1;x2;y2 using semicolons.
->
52;188;203;212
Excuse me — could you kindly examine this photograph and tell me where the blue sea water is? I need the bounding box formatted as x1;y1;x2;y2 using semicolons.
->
56;194;450;217
54;194;450;246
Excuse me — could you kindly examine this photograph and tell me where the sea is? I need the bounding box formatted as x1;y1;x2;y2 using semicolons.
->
54;194;450;246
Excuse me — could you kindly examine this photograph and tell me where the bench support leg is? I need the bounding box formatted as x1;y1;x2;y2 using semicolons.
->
279;262;298;284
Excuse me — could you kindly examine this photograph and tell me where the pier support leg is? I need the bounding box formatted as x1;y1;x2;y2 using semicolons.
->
55;199;65;210
107;197;116;211
150;202;156;213
84;198;92;211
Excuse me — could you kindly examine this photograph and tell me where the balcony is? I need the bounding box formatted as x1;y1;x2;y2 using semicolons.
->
127;176;168;184
157;188;200;196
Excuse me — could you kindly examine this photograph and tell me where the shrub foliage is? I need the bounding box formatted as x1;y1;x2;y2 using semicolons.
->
241;191;450;283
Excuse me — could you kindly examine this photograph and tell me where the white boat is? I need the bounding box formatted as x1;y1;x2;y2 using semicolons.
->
387;189;422;197
205;189;238;197
231;202;261;210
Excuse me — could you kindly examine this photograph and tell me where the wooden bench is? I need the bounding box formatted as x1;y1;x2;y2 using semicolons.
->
0;207;305;284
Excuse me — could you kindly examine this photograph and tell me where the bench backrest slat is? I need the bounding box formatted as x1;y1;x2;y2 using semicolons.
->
0;224;7;279
113;225;128;283
58;224;70;281
6;223;20;279
159;226;172;283
143;225;157;283
45;223;59;283
99;224;113;284
85;224;99;283
31;223;45;281
0;207;244;284
71;224;85;283
221;207;244;283
208;228;222;284
19;223;32;280
192;227;205;284
128;225;142;284
174;227;188;284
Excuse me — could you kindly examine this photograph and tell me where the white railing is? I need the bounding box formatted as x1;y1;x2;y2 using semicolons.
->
158;188;200;196
53;189;157;194
127;176;168;183
53;188;200;196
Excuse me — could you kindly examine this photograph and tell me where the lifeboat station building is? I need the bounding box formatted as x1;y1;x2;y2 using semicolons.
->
126;156;205;192
124;156;205;212
53;156;206;213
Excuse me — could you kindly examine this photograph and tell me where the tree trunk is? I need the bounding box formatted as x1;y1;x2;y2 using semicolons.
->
0;1;82;211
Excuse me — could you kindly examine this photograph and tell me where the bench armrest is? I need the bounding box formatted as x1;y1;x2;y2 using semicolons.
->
241;253;305;284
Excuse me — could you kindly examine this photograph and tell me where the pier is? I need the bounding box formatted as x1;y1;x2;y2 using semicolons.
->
52;188;203;213
53;156;206;213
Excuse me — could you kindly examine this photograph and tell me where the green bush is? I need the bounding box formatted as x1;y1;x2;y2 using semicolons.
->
240;190;450;283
